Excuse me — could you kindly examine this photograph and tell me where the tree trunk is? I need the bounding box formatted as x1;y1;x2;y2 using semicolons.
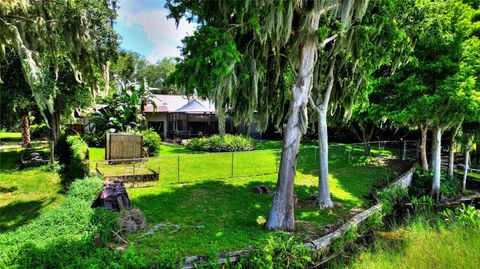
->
361;124;374;156
314;58;336;208
447;139;455;176
475;143;480;166
419;124;428;171
462;149;470;194
447;124;460;176
217;107;226;139
21;114;31;148
266;13;320;231
317;108;333;208
50;112;61;154
431;127;443;201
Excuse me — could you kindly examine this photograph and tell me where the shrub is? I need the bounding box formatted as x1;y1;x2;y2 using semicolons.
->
378;185;410;214
410;170;462;199
141;129;161;156
442;204;480;228
81;133;105;147
59;135;90;188
186;134;255;152
30;123;50;140
236;233;313;268
0;177;150;268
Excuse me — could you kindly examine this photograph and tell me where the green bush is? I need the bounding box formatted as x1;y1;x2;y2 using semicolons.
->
442;204;480;228
59;135;90;188
236;233;313;268
30;123;50;140
378;185;410;214
142;129;161;156
186;134;255;152
0;176;150;269
409;170;462;199
81;133;105;147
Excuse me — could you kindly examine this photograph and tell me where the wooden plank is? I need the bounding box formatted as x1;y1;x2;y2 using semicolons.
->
106;133;143;160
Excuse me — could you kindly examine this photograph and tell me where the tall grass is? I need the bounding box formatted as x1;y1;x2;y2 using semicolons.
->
0;176;149;268
335;212;480;269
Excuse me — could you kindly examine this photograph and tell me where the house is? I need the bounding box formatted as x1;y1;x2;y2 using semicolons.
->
144;95;237;139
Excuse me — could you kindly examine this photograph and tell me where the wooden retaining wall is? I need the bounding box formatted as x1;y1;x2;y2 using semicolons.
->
181;167;416;269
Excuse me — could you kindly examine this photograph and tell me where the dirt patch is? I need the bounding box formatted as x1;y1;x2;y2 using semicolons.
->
375;158;413;173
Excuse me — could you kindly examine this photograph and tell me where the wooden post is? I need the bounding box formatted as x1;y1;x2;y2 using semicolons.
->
402;140;407;161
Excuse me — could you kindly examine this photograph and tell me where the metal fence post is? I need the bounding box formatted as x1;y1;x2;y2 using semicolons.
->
177;156;180;183
231;152;234;178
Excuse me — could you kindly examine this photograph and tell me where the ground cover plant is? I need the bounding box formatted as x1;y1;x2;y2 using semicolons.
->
0;176;150;269
0;146;63;232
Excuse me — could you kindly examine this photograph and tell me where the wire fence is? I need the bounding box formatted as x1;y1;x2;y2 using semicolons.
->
88;140;419;185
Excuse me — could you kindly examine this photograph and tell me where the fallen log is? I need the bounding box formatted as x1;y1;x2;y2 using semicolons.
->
304;204;382;251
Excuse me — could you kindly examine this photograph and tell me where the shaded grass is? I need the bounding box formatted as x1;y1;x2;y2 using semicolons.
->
335;215;480;269
0;147;63;232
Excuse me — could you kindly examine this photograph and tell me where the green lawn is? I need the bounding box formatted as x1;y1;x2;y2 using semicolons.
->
0;132;22;143
113;142;407;259
0;140;407;260
0;146;63;232
335;215;480;269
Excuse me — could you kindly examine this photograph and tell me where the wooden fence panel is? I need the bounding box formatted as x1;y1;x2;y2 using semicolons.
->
106;133;143;160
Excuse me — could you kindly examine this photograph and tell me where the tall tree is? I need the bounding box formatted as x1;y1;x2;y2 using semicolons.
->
385;0;480;199
309;0;414;207
0;0;119;150
166;0;412;229
0;49;35;147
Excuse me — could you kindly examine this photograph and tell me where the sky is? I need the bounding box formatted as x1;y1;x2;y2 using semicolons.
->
115;0;196;63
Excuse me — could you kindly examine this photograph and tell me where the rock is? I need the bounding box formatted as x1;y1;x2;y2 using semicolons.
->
252;185;272;195
119;208;147;234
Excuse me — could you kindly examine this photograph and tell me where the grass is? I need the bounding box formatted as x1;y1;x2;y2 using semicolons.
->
0;146;64;232
0;139;406;262
111;141;407;259
0;132;22;143
335;214;480;269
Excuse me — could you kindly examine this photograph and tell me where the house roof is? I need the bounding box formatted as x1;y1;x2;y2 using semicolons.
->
144;94;216;114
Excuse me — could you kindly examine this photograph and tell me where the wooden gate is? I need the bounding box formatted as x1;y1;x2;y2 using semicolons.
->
105;133;143;160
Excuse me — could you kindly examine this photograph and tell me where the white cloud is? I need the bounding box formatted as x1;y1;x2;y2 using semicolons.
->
118;8;196;63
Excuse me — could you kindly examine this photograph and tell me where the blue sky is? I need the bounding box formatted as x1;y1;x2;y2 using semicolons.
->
115;0;195;63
